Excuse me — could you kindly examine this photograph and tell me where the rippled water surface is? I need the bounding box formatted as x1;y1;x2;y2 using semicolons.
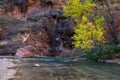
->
0;57;120;80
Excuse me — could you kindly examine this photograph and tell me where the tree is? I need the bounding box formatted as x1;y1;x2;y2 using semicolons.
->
63;0;105;50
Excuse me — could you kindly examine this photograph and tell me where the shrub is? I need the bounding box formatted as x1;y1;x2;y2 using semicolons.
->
85;47;101;61
98;44;120;59
85;44;120;61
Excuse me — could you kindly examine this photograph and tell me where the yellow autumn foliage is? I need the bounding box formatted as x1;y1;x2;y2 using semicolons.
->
63;0;105;49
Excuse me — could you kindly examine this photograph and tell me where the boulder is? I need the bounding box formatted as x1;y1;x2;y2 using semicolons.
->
15;46;34;58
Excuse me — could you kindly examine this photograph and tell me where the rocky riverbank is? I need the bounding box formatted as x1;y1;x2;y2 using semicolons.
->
0;58;16;80
98;58;120;64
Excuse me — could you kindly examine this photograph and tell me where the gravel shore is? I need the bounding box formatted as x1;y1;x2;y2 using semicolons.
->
0;58;16;80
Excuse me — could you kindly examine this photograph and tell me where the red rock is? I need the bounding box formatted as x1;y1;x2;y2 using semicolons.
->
15;46;34;58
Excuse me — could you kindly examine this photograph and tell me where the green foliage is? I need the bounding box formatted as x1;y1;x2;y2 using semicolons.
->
86;44;120;60
100;44;120;59
63;0;105;50
85;47;101;61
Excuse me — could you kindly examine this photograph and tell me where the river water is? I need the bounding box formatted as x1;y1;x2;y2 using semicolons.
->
0;57;120;80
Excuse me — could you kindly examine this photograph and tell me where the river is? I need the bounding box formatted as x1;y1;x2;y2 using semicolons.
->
0;57;120;80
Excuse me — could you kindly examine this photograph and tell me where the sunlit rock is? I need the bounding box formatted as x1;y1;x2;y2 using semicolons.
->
15;46;34;58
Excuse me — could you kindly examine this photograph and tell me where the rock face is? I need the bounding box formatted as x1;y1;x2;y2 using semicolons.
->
0;40;22;54
15;46;34;57
0;0;74;56
26;9;74;56
0;0;68;20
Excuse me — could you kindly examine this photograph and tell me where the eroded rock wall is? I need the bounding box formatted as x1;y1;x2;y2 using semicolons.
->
0;0;68;20
0;0;74;56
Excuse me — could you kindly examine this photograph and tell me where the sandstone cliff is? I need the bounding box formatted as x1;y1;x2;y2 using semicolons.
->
0;0;74;56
